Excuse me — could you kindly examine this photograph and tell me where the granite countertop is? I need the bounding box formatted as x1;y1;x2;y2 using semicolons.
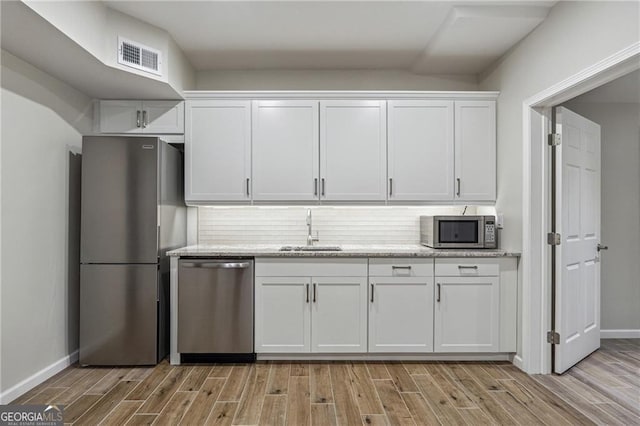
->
167;244;520;258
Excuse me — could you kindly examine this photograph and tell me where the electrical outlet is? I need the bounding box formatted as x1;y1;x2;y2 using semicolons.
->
496;213;504;229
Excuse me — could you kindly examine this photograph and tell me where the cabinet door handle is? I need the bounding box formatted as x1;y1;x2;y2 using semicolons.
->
456;178;461;197
313;283;317;303
389;178;393;196
142;110;148;128
437;283;441;302
392;265;411;270
314;178;318;196
458;265;479;269
246;178;250;197
371;283;375;303
306;283;309;303
321;178;325;197
136;110;141;128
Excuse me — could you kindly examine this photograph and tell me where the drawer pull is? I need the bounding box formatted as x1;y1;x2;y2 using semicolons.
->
458;265;479;269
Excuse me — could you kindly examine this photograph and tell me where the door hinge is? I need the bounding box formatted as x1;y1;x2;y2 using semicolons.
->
547;331;560;344
548;133;561;146
547;232;561;245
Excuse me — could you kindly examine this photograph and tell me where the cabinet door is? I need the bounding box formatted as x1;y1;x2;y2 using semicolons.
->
142;101;184;134
311;276;367;353
255;277;311;353
434;276;499;352
388;101;454;201
369;277;434;353
320;101;387;201
185;100;251;202
252;101;319;201
98;100;142;133
454;101;496;201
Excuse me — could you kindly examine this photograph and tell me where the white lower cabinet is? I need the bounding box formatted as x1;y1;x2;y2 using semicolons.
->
254;259;367;354
255;277;311;353
368;276;434;352
434;272;500;352
255;257;517;356
312;277;367;353
367;258;434;353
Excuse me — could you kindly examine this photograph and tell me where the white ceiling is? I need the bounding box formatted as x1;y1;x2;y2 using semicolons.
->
572;70;640;104
104;1;555;74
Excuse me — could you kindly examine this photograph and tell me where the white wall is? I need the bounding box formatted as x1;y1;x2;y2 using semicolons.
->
0;50;92;401
561;101;640;332
479;1;640;252
196;70;478;91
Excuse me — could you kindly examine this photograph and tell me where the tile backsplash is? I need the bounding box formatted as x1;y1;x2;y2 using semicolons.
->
197;206;494;245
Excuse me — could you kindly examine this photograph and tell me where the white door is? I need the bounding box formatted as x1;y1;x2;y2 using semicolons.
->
142;100;184;134
311;277;367;353
252;100;319;201
388;100;454;201
434;276;500;352
255;277;311;353
454;101;496;201
369;277;434;352
98;100;142;133
320;101;387;201
553;107;601;374
185;100;251;202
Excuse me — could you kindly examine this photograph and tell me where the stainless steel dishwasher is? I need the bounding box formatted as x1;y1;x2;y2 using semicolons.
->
178;258;255;362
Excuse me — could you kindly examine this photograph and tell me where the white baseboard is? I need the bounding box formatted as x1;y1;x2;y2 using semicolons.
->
256;353;511;362
512;354;524;371
601;329;640;339
0;350;79;404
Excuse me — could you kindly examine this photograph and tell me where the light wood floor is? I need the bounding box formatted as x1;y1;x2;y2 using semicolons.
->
11;339;639;425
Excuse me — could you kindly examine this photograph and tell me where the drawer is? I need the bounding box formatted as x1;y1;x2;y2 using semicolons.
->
368;258;433;277
435;258;499;276
255;258;367;277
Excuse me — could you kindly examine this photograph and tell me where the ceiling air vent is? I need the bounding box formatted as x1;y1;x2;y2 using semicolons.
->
118;37;162;76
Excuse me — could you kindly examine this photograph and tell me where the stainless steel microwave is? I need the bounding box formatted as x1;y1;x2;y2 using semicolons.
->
420;216;497;249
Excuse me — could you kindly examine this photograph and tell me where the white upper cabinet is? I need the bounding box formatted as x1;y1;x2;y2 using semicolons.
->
252;101;320;201
320;101;387;201
95;100;184;134
181;93;497;204
142;101;185;134
454;101;496;201
388;101;454;201
185;100;251;203
98;100;141;133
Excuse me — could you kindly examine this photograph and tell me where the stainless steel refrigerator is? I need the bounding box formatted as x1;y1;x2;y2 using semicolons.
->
79;136;186;365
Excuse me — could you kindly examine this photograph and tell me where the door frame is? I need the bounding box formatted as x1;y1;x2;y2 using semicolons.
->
521;42;639;374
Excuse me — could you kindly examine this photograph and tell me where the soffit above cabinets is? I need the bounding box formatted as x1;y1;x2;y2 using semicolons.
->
0;1;183;99
104;1;554;74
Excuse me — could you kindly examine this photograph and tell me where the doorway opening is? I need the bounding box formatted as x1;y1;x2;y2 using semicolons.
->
521;45;639;376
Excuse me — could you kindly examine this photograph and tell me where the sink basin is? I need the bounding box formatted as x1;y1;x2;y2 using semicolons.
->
279;245;342;252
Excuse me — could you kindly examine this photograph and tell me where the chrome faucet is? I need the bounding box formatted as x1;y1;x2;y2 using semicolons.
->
306;209;319;246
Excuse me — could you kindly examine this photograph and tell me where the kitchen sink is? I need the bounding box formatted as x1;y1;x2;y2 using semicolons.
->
279;245;342;252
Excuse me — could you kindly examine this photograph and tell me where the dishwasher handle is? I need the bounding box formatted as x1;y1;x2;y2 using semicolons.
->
181;261;251;269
